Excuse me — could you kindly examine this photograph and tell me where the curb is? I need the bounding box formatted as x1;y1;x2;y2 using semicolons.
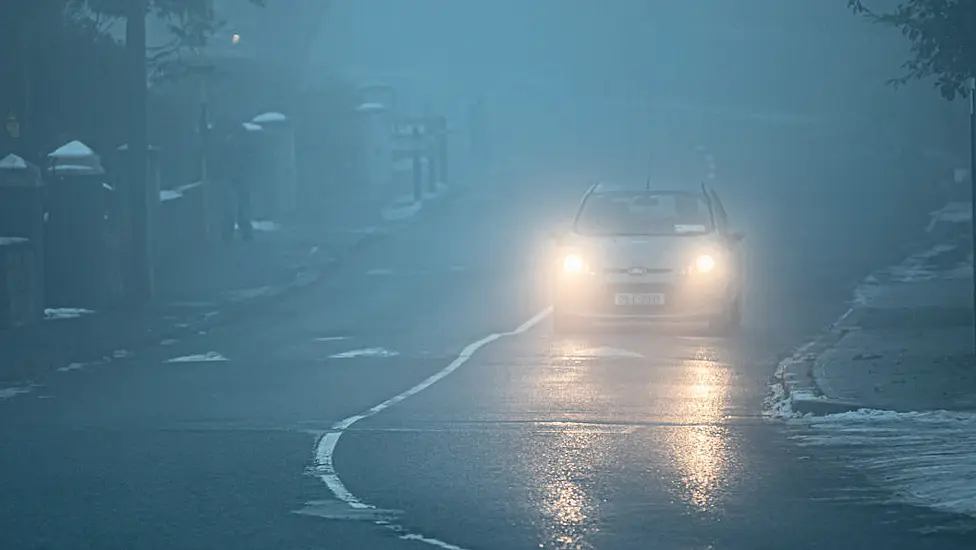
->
772;321;864;416
4;184;470;382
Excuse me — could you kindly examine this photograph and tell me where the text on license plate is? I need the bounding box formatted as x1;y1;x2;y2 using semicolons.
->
614;292;665;306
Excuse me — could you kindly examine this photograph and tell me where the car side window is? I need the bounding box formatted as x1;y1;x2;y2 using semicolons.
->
708;189;729;233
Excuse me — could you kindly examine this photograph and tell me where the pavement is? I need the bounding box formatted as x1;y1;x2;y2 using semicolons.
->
771;199;975;415
767;197;976;528
0;184;460;384
3;120;976;550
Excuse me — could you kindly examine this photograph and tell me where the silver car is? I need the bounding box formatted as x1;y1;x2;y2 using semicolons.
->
549;182;745;335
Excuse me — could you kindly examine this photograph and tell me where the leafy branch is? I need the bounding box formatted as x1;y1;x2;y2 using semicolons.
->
848;0;976;100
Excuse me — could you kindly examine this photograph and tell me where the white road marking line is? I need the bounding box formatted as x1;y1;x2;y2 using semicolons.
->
310;306;552;545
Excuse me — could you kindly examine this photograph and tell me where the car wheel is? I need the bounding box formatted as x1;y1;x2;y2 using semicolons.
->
709;296;742;337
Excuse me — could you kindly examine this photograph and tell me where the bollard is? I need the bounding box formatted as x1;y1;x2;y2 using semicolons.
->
426;126;437;195
412;126;423;202
437;116;448;187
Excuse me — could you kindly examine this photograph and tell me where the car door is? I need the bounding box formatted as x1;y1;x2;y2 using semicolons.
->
706;187;743;283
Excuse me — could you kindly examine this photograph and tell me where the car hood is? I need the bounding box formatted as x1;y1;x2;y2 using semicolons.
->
568;233;723;270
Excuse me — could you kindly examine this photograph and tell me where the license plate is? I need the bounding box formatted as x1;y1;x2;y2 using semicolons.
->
614;292;665;306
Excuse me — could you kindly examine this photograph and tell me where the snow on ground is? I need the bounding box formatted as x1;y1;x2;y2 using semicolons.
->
165;352;229;363
787;409;976;519
159;189;182;202
44;308;95;320
855;242;969;305
250;220;280;232
927;201;972;232
329;347;399;359
56;362;86;373
0;386;32;401
382;198;422;222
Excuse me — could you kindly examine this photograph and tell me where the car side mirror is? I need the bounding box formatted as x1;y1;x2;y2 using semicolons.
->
728;231;746;243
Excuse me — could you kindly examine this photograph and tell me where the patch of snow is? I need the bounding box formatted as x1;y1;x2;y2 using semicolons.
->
250;220;280;232
0;386;32;400
49;140;95;158
223;286;272;302
112;349;132;359
242;122;263;132
937;209;972;224
159;189;183;202
56;362;86;373
102;182;114;191
0;237;29;246
576;346;644;359
252;112;287;124
789;408;976;518
927;202;972;233
382;200;422;222
855;243;962;302
50;164;101;175
165;352;229;363
315;336;350;342
356;102;387;113
0;154;28;169
329;347;399;359
44;307;94;320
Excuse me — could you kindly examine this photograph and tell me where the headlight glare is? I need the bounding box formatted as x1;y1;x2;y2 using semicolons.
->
695;254;716;273
563;253;585;274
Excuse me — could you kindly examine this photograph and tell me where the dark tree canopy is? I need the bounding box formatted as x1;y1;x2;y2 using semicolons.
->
849;0;976;100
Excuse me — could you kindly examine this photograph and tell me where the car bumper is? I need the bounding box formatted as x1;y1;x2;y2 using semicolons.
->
552;276;732;321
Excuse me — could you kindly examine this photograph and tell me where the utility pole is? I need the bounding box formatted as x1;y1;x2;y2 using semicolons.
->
969;76;975;352
125;0;154;301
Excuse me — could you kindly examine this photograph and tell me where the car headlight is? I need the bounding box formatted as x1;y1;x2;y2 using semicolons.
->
562;253;586;274
694;254;716;274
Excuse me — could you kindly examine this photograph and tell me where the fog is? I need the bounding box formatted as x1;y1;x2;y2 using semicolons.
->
308;1;958;184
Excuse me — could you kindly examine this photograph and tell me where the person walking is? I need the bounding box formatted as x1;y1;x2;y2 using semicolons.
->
213;122;254;242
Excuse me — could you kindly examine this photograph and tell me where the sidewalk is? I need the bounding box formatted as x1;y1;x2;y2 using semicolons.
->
0;183;461;385
771;198;975;416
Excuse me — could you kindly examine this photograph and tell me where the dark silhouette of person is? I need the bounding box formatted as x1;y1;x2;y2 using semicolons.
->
213;122;253;242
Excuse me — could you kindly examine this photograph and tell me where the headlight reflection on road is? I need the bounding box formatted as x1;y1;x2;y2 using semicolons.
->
666;346;740;513
523;339;611;550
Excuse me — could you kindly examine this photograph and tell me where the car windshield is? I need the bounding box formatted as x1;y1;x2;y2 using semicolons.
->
574;191;714;236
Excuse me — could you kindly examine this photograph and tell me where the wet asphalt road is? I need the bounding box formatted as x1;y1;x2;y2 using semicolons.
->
2;130;975;549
